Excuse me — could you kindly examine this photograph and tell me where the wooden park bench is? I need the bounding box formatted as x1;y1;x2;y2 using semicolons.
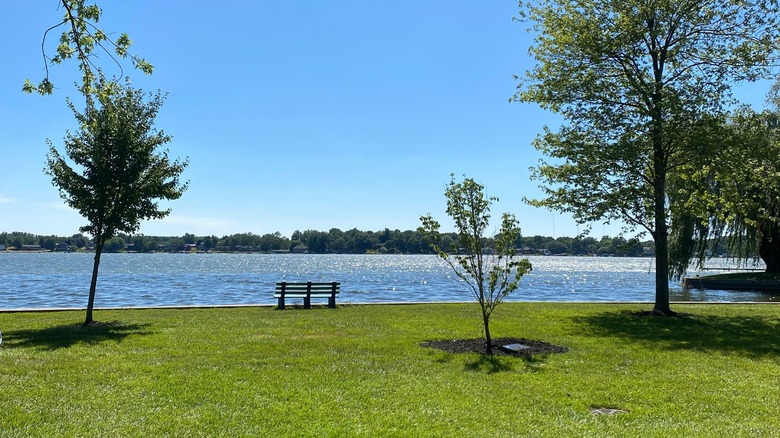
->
274;281;340;309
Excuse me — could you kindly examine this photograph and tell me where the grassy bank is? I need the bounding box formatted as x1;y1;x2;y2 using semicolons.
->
1;303;778;437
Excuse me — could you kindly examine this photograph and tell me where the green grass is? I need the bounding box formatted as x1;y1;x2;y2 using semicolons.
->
1;303;778;437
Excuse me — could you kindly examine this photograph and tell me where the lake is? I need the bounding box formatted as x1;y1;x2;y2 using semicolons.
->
0;253;776;310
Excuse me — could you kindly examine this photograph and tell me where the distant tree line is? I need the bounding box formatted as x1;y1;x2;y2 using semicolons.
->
0;229;673;257
0;232;90;251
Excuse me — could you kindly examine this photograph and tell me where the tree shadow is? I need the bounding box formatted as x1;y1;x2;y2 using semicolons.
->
3;321;153;351
422;337;565;373
464;354;516;373
464;353;550;374
573;310;780;359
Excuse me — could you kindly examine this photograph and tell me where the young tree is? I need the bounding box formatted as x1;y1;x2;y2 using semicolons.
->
24;0;153;96
515;0;780;314
419;175;532;355
46;79;188;325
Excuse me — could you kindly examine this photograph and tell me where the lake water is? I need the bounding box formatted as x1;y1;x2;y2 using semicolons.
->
0;253;776;309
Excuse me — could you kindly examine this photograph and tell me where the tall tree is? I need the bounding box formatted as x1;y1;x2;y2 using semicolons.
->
670;98;780;277
515;0;780;314
419;175;532;355
24;0;153;96
46;80;188;325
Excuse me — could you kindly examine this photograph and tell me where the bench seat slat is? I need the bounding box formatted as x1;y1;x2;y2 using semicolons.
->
274;283;339;288
274;286;340;291
273;293;337;298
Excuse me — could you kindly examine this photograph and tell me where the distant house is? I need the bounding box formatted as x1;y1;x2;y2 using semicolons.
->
53;243;71;252
0;244;5;251
19;245;42;251
292;244;309;254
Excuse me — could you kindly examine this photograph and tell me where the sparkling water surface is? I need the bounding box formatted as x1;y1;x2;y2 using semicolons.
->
0;253;775;309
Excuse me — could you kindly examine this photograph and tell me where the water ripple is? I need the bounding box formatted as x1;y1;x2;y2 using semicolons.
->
0;253;775;309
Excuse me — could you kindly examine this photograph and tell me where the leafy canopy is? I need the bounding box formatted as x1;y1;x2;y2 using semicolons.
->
24;0;153;96
517;0;780;234
669;97;780;276
45;79;188;242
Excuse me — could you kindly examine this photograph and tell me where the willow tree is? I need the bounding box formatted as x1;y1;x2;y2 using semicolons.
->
419;175;532;355
515;0;780;314
670;99;780;277
46;80;188;325
24;0;153;96
722;106;780;274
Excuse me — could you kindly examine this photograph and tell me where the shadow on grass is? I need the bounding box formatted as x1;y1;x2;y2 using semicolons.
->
464;354;548;374
422;338;565;373
573;310;780;359
4;321;153;351
465;354;515;373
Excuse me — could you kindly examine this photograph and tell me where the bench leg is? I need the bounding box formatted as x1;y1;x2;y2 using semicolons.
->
304;296;311;309
277;296;285;310
328;295;336;309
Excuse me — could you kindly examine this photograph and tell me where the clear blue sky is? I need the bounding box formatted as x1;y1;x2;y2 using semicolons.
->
1;1;773;239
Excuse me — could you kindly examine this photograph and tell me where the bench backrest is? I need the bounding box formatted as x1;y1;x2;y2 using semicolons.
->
275;282;340;295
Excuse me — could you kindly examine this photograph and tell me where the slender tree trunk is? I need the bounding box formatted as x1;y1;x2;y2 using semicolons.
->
482;306;493;355
84;239;104;326
476;253;493;355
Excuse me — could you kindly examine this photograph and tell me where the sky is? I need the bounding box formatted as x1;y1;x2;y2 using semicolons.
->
1;1;775;240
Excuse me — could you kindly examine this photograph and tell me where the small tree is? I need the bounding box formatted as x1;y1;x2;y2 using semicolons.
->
46;79;188;325
419;175;532;355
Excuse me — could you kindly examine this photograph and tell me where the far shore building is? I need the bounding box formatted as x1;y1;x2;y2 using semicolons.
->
18;244;43;251
292;244;309;254
53;243;71;252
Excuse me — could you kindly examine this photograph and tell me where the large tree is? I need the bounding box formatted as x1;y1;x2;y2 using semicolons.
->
46;80;188;325
516;0;780;314
24;0;152;96
419;175;532;355
670;98;780;277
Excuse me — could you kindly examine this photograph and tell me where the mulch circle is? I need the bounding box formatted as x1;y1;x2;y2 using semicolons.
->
421;337;568;356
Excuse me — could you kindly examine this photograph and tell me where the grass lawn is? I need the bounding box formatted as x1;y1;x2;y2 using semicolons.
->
0;303;778;437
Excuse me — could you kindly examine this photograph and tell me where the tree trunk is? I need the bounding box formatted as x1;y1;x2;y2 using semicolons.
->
481;304;493;355
653;179;672;315
84;239;104;326
651;145;671;314
649;68;673;316
759;225;780;275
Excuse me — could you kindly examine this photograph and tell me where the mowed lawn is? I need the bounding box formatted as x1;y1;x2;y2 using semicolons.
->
0;302;778;437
